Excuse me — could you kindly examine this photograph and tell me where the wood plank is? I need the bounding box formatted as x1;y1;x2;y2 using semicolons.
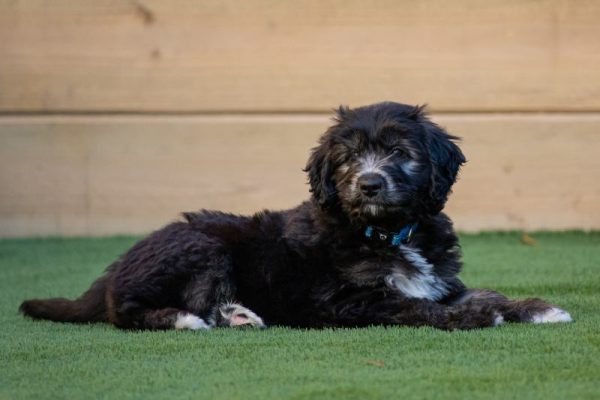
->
1;0;599;112
444;114;600;231
1;113;599;236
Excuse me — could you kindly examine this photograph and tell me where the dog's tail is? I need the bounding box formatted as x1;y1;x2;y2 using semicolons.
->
19;276;108;323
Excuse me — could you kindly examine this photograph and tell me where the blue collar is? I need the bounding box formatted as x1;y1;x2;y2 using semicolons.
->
364;222;419;247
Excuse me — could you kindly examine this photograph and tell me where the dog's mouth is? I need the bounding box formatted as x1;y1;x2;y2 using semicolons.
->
348;200;397;220
361;202;384;216
340;178;410;221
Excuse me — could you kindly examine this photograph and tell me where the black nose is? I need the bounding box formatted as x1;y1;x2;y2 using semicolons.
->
358;173;385;197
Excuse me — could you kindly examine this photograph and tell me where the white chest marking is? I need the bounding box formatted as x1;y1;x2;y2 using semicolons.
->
385;245;449;301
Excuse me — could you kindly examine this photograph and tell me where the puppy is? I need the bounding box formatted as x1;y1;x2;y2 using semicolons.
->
20;102;572;330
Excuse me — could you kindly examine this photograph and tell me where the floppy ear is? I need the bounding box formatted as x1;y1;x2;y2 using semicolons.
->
305;135;337;208
305;105;351;208
421;118;466;214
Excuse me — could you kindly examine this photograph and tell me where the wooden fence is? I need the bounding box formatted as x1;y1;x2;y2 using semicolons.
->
1;1;599;236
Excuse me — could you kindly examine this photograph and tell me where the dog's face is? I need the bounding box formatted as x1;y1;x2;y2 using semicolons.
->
306;102;465;224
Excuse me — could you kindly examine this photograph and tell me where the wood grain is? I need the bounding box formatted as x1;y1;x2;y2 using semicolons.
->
1;0;599;112
1;113;598;236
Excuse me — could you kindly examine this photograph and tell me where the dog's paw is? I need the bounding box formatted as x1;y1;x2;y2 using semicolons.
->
174;313;211;330
493;312;505;326
531;307;572;324
219;303;266;328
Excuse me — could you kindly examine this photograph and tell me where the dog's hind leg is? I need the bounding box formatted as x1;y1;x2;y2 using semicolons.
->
215;302;266;328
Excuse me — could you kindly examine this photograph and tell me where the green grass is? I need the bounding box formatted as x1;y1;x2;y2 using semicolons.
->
1;232;599;400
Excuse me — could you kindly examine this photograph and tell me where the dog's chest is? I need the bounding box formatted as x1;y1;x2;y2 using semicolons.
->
384;245;449;301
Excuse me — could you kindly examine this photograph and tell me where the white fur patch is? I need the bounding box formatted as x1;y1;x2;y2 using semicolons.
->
493;313;505;326
401;160;419;175
174;313;211;330
359;154;385;174
364;204;382;216
357;154;394;191
385;245;449;301
531;307;572;324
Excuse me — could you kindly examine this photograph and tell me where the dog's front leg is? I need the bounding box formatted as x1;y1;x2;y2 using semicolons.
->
316;290;504;330
450;289;572;324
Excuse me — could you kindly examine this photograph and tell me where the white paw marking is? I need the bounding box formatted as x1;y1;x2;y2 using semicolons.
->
531;307;572;324
175;313;211;330
220;303;266;328
493;313;505;326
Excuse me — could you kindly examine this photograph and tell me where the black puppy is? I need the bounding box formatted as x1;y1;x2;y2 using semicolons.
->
20;102;572;330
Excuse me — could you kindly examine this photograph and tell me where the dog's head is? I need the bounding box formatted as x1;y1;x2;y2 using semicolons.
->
305;102;465;224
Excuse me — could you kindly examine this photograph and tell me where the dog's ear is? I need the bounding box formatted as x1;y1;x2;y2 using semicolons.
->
305;105;351;208
305;134;337;208
420;116;466;214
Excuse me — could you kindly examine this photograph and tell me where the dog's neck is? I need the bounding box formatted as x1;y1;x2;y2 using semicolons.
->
364;223;419;246
310;200;420;246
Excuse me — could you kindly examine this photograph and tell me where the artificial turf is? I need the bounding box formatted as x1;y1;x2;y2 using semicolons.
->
1;232;599;400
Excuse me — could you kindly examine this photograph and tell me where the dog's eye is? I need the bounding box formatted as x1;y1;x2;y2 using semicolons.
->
390;147;408;157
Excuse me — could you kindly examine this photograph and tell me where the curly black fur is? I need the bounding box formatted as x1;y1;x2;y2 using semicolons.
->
20;102;570;330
